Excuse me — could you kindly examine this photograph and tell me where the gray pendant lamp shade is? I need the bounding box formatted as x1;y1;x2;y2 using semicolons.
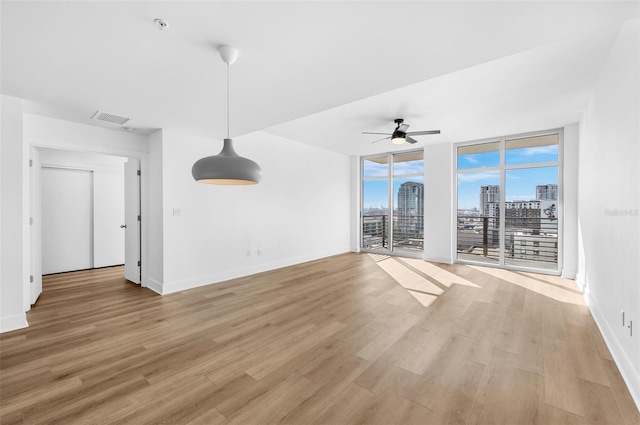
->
192;138;262;185
192;45;262;185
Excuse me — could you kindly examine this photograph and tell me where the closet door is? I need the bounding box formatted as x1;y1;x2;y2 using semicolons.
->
41;167;93;274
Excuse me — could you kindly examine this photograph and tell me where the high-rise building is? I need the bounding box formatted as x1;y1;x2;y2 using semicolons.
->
536;184;558;200
397;182;424;242
479;185;500;216
398;182;424;216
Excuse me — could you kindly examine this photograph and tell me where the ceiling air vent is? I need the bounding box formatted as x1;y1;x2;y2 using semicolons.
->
91;111;131;125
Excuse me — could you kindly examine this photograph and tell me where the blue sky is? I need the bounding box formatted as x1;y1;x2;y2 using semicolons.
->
457;145;558;209
363;145;558;211
362;159;424;210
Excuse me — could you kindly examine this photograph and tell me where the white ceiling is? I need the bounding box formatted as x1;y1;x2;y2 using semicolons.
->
2;1;638;156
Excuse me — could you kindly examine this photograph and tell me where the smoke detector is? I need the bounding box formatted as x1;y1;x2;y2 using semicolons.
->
154;18;168;31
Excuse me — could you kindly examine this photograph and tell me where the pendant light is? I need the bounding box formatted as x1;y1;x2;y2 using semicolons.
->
192;45;262;185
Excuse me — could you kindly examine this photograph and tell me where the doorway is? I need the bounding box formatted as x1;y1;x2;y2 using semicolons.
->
361;150;425;256
30;147;142;304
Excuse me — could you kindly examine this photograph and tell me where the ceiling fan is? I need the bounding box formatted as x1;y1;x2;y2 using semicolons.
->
363;118;440;145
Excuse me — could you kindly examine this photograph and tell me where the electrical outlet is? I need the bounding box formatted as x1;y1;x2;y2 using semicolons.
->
172;208;181;217
246;250;251;257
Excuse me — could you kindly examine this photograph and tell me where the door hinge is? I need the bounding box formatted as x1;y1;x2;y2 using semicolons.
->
137;260;141;267
30;275;34;283
29;217;33;225
29;159;33;167
137;170;141;176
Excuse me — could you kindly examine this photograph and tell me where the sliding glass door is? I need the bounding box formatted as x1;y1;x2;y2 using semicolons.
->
362;150;424;255
362;156;390;250
456;131;561;272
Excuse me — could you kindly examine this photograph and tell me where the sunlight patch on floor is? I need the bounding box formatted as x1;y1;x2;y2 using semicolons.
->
467;265;585;305
398;258;480;288
373;257;444;307
407;290;438;308
368;253;391;263
377;258;444;296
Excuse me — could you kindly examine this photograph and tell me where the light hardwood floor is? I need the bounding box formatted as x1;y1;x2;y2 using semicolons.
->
1;253;638;424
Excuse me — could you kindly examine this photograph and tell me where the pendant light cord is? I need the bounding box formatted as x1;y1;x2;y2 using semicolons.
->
226;62;230;139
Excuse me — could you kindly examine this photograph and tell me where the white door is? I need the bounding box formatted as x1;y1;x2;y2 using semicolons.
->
29;147;42;304
124;159;141;284
93;171;125;268
41;167;93;274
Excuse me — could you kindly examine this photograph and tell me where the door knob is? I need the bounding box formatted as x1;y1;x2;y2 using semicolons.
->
120;224;127;228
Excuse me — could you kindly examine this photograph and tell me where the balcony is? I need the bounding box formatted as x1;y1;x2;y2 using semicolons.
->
362;214;424;252
457;215;558;270
362;214;557;270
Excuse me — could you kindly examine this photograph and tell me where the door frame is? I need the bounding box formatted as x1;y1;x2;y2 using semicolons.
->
359;149;425;259
452;128;564;275
28;143;149;290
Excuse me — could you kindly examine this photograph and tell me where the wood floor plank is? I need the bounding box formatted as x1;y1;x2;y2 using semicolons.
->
1;255;637;425
279;355;371;424
538;404;586;425
185;407;229;425
544;373;585;417
310;382;382;425
601;358;640;425
355;313;420;362
468;350;528;425
0;375;83;417
566;324;611;386
579;378;626;425
244;321;346;380
226;374;318;424
398;326;450;375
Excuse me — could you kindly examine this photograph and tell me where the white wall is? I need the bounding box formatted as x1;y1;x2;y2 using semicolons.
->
562;123;579;278
150;129;351;294
350;156;360;252
424;143;453;263
24;115;148;157
147;131;164;291
0;95;29;332
578;18;639;407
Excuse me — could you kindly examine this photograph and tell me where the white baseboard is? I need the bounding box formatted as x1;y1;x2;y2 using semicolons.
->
423;255;452;264
0;313;28;333
561;268;577;280
146;277;164;295
587;292;640;411
160;248;351;295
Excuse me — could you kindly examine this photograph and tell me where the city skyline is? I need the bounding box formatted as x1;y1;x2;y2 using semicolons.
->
363;145;558;211
362;157;424;211
457;144;558;209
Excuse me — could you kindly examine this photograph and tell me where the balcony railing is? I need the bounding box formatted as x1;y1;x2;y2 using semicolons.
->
362;214;557;267
362;214;424;251
457;215;558;267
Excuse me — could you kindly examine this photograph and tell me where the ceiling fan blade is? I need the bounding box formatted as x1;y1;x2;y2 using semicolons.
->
406;136;418;144
406;130;441;136
371;136;391;144
397;123;410;133
362;132;392;135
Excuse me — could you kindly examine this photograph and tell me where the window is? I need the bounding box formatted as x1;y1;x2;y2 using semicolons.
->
456;131;560;272
362;150;424;255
